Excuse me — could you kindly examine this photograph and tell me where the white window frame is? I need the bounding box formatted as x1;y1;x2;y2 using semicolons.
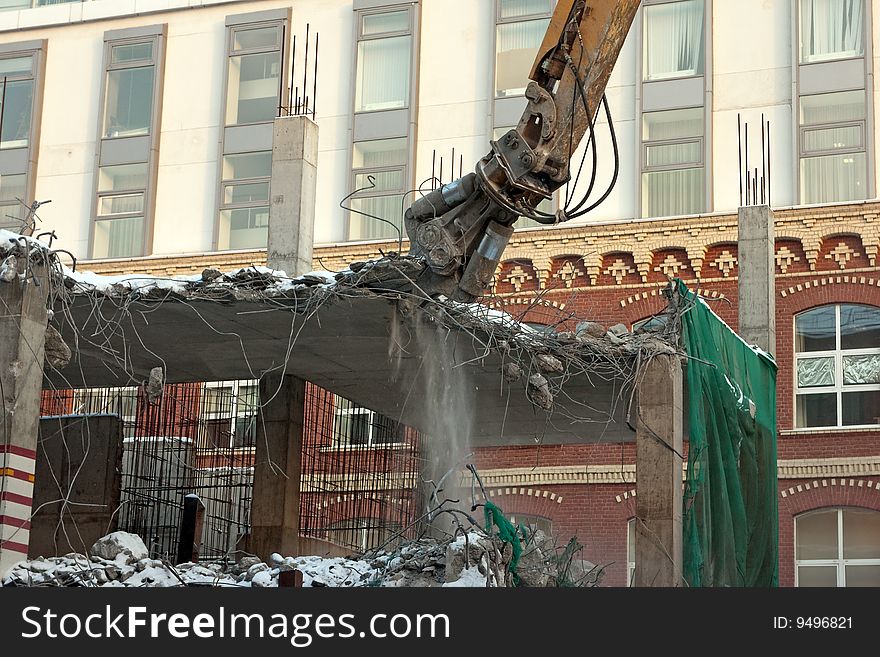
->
332;395;404;448
795;508;880;587
493;0;554;100
641;0;707;83
627;517;636;586
201;380;258;452
72;387;138;437
794;304;880;429
354;6;414;115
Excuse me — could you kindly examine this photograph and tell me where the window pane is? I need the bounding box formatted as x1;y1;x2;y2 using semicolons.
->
797;357;835;387
349;194;404;240
97;163;149;192
800;90;866;125
362;10;409;36
646;141;701;167
98;193;144;217
796;510;839;559
842;390;880;426
354;169;404;194
233;26;281;51
803;125;861;152
226;51;281;125
355;35;411;112
842;509;880;559
222;152;272;181
0;55;32;77
219;206;269;250
844;565;880;587
203;386;232;415
641;168;704;218
800;0;864;63
801;152;867;204
643;108;703;141
111;42;153;65
795;306;836;352
93;216;144;258
1;79;33;148
839;304;880;349
500;0;551;20
797;565;838;586
643;0;705;81
224;181;270;205
495;18;549;97
843;355;880;385
352;138;407;168
0;172;26;203
796;392;837;427
104;66;154;137
0;1;30;11
0;202;23;229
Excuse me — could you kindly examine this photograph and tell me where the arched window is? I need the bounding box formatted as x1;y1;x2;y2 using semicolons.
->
794;304;880;428
509;513;552;537
795;508;880;586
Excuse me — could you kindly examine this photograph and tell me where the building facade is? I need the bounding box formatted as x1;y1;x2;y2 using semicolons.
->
0;0;878;586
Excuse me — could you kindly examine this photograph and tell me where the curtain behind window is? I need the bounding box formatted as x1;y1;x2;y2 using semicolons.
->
356;36;411;112
800;0;864;63
644;0;705;81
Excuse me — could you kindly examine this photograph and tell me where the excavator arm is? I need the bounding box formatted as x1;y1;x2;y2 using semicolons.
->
404;0;640;301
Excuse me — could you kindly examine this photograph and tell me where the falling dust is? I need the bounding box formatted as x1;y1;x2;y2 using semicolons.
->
388;303;475;539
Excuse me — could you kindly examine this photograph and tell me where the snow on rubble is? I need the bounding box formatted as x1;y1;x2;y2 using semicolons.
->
1;531;512;588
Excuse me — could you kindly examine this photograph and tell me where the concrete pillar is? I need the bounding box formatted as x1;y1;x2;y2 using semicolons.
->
0;256;48;574
634;354;684;587
249;374;305;561
738;205;776;354
268;115;319;277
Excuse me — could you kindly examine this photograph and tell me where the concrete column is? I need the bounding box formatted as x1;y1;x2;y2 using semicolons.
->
0;256;48;574
634;354;683;587
268;115;319;277
738;205;776;354
249;374;305;561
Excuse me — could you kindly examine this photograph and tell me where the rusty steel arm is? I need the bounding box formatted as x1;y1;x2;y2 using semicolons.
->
405;1;640;301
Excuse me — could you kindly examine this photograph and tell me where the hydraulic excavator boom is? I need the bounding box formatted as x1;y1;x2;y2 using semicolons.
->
404;0;640;301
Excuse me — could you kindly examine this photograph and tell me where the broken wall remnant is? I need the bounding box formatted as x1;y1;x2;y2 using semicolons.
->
30;414;122;559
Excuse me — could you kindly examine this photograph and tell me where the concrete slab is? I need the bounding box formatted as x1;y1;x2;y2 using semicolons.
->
49;264;653;447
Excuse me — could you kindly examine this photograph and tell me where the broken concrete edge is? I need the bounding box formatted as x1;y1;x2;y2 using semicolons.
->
2;222;683;415
52;252;679;361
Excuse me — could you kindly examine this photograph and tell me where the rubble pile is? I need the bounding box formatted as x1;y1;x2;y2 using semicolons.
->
1;531;518;588
3;529;603;588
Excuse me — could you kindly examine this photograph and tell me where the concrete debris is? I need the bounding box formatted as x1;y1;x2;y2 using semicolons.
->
534;353;564;374
146;366;164;404
527;373;554;410
44;324;71;370
90;531;149;562
575;320;606;338
201;268;222;282
0;254;17;282
502;362;522;382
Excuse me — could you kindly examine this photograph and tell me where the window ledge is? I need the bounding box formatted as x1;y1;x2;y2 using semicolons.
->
319;442;410;453
780;426;880;437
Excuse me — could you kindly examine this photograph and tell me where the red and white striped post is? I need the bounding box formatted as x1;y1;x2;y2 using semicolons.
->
0;248;48;573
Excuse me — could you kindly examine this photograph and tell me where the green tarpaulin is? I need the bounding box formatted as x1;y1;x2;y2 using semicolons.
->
678;280;778;587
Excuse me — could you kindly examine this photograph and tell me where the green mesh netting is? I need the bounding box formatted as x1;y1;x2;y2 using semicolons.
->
483;500;523;584
678;279;778;587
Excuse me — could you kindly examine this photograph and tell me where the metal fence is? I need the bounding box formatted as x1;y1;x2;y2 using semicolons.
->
40;381;423;560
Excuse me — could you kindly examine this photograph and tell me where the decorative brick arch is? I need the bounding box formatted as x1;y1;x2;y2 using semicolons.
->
481;486;563;521
777;478;880;587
